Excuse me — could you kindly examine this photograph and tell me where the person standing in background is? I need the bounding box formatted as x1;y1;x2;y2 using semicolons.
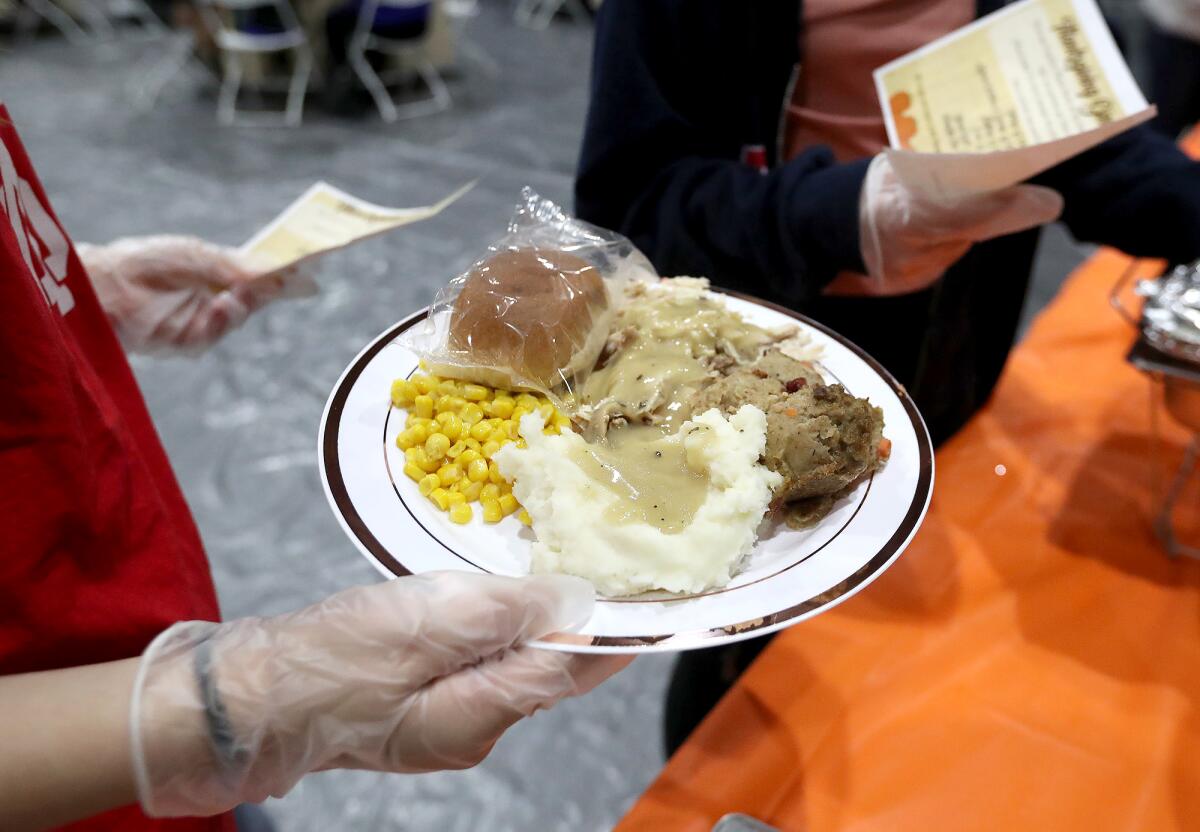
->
575;0;1200;757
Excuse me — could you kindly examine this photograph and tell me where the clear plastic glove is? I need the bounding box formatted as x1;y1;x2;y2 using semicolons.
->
78;235;317;352
857;153;1065;296
131;572;630;817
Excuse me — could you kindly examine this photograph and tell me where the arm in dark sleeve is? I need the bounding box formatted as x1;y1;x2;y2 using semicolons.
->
1034;125;1200;263
574;0;869;305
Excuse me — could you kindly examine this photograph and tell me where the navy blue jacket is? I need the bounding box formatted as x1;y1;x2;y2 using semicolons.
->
575;0;1200;443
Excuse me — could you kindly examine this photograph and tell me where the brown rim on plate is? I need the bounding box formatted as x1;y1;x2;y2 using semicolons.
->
320;290;934;649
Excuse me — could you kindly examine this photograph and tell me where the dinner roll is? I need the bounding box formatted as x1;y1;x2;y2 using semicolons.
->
440;248;612;389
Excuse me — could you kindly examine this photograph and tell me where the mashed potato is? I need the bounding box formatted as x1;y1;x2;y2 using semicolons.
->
493;405;781;596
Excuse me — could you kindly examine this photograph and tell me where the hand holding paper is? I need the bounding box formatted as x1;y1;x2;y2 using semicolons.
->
80;235;315;353
857;154;1064;295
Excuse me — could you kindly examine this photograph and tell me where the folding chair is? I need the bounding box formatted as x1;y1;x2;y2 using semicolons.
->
512;0;589;31
196;0;312;126
348;0;451;123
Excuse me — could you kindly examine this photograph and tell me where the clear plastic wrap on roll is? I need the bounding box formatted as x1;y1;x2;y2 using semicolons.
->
397;188;655;407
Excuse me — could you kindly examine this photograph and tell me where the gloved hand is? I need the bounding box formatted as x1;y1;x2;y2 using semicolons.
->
856;153;1065;296
131;572;630;817
78;235;316;352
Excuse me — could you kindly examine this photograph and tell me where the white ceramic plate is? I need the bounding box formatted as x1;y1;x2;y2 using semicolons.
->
319;291;934;653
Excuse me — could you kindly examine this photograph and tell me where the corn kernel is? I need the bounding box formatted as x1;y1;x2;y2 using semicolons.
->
405;446;421;464
429;487;451;511
440;413;463;441
391;379;416;407
396;431;414;450
506;421;521;440
498;493;519;515
458;449;481;467
516;438;528;450
449;502;473;524
418;473;440;496
424;432;451;460
465;438;482;451
436;411;454;426
403;462;425;482
413;394;434;419
481;440;501;459
413;375;437;395
497;479;512;496
489;427;509;445
553;413;572;430
467;458;489;483
446;491;467;507
412;424;432;444
469;421;493;441
489;461;505;484
516;393;539;411
461;480;484;501
460;403;485;426
489;397;514;419
517;508;532;526
512;405;530;422
435;395;454;413
538;403;555;421
446;440;467;459
437;464;463;486
462;384;489;401
481;499;503;523
448;396;467;411
480;483;501;502
438;379;460;397
543;424;559;436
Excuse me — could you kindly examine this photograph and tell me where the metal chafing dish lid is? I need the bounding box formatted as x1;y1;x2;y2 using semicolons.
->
1138;259;1200;362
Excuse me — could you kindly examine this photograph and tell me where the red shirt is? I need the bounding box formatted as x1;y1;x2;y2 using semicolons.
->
0;107;234;832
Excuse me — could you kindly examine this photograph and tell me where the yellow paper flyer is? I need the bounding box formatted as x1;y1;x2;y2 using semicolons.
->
239;181;474;275
873;0;1154;198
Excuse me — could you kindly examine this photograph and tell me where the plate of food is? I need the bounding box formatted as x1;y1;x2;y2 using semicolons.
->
319;192;933;653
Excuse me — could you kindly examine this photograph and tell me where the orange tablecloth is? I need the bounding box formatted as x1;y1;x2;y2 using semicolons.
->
618;247;1200;831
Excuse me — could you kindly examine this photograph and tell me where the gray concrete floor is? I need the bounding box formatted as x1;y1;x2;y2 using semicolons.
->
0;4;1092;829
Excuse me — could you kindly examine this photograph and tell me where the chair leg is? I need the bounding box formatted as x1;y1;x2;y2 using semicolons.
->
24;0;90;44
512;0;539;28
377;57;452;120
415;60;451;113
217;51;243;126
456;35;499;79
73;1;117;40
350;38;398;122
285;45;312;127
128;0;167;34
530;0;565;30
128;30;197;112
